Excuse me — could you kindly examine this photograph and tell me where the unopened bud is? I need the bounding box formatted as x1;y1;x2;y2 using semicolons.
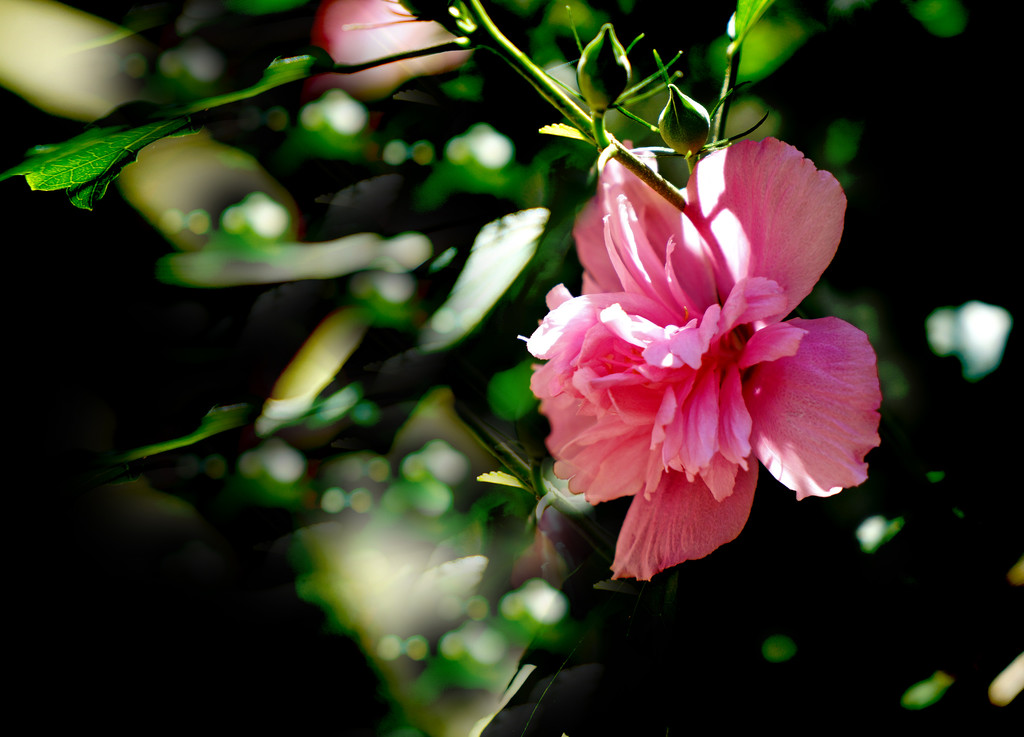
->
576;24;631;113
658;84;710;156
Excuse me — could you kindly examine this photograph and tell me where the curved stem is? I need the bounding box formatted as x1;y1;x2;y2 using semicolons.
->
332;38;472;74
711;45;741;143
464;0;593;135
464;0;686;211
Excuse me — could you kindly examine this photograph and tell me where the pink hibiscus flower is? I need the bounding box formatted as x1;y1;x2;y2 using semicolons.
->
527;137;881;581
308;0;471;101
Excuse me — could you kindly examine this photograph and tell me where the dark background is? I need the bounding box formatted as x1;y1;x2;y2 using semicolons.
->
7;0;1019;733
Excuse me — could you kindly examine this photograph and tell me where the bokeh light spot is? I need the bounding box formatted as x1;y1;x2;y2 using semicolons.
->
926;300;1013;381
404;635;429;661
762;634;797;663
901;670;955;709
377;634;403;660
321;487;346;513
445;123;514;170
261;438;306;483
856;514;904;553
349;488;373;513
500;578;567;625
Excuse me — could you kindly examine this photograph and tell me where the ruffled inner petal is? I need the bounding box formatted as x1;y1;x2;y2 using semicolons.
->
717;363;752;467
739;321;807;369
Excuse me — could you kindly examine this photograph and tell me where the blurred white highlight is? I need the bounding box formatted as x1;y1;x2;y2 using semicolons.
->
446;123;514;170
926;300;1013;381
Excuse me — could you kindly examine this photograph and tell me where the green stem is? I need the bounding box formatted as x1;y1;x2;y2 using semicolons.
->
174;40;470;116
607;142;687;211
592;110;611;149
464;0;593;135
711;44;741;143
464;0;687;212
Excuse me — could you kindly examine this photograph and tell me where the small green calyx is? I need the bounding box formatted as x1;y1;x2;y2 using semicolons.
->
577;23;631;113
658;84;710;157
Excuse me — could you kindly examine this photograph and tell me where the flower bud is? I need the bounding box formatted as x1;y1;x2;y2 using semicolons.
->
576;23;631;113
658;84;710;157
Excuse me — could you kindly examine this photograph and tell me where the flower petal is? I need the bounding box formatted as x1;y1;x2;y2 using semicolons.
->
576;156;718;313
744;317;881;499
542;393;657;503
686;138;846;321
611;462;758;580
717;363;752;467
739;321;807;369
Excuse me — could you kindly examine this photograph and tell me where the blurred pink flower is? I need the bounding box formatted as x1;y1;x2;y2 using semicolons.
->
527;138;881;581
308;0;471;101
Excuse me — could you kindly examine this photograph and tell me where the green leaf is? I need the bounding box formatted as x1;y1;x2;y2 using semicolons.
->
112;403;253;464
75;403;253;488
730;0;775;54
419;207;550;351
477;470;528;490
176;50;333;114
539;123;590;141
1;116;198;209
0;51;334;210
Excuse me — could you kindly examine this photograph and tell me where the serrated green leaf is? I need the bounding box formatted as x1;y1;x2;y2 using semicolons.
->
730;0;775;53
1;51;334;210
1;117;198;209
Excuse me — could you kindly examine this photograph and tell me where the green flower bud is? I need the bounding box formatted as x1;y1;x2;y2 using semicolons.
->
658;84;711;157
576;23;631;113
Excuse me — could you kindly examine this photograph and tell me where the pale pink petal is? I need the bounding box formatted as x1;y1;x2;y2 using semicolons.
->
739;321;807;369
545;284;574;310
667;216;720;312
686;138;846;321
606;385;663;426
564;431;655;503
676;368;720;476
701;454;740;502
717;364;752;467
602;196;685;314
575;200;621;294
744;317;881;500
666;304;719;368
611;462;758;580
526;287;590;361
599;303;664;347
527;289;674;399
575;159;718;312
544;406;655;503
719;277;788;334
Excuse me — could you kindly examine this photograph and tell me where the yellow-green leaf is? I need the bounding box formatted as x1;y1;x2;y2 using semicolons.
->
477;470;527;489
